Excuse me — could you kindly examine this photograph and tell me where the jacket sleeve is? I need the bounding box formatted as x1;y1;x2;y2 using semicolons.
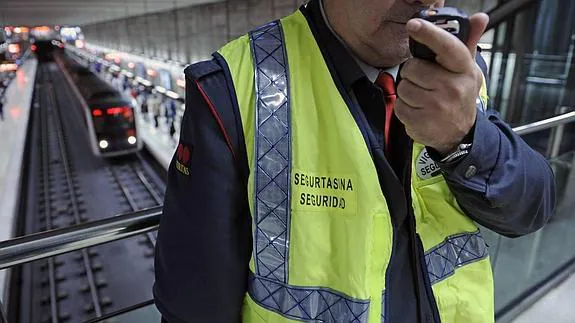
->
153;62;251;323
434;54;556;238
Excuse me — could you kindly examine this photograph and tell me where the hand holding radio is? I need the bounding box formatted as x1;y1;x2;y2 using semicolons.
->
394;9;489;156
409;7;471;62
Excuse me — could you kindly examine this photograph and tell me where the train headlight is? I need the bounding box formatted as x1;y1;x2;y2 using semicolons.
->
128;136;137;145
99;140;109;149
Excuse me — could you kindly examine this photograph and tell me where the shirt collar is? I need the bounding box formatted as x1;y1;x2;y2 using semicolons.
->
383;65;400;81
317;0;399;83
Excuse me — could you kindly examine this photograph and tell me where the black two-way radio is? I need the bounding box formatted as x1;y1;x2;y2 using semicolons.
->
409;7;470;61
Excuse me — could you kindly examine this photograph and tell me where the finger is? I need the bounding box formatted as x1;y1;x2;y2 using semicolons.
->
467;13;489;57
400;58;450;90
394;98;420;127
407;18;473;73
397;79;433;108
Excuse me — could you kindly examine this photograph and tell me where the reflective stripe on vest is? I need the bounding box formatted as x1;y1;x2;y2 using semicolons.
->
380;231;486;322
249;272;370;322
250;21;291;284
248;20;371;322
426;231;488;285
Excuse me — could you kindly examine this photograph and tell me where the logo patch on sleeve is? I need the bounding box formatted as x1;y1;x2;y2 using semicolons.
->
175;143;191;176
416;148;441;180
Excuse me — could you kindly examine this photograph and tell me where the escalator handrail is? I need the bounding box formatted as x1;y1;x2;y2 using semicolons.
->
84;299;155;323
0;207;161;271
513;109;575;135
0;111;574;270
486;0;540;30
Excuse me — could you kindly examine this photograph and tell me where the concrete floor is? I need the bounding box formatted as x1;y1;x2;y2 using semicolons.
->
512;273;575;323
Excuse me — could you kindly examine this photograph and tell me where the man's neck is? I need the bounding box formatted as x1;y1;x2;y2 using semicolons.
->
319;0;398;82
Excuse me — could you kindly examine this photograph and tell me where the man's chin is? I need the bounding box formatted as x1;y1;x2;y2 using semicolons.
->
376;45;410;68
359;33;410;67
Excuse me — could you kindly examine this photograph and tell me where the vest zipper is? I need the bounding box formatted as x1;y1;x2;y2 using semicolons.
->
384;224;397;323
416;234;442;323
404;141;441;323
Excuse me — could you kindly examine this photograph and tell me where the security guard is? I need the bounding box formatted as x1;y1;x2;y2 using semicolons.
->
154;0;556;322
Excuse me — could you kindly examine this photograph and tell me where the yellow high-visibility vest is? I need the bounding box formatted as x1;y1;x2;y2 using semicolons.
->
218;9;493;323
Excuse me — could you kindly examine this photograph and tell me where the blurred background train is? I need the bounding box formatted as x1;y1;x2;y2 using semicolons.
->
2;24;185;156
58;52;143;157
2;24;185;105
78;43;187;101
1;24;146;157
1;25;84;62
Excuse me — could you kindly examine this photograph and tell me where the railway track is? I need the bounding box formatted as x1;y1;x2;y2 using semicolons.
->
35;64;105;322
108;160;164;249
17;61;166;323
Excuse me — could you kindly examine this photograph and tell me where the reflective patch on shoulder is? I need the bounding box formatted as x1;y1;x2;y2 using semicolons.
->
416;148;441;180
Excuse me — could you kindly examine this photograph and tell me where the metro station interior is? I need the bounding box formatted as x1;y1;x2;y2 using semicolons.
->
0;0;574;322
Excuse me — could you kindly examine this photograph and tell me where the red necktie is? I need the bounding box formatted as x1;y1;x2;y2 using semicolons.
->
375;72;397;153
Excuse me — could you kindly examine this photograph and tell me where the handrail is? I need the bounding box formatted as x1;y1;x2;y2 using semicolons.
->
486;0;540;30
0;207;161;270
513;110;575;135
85;299;155;323
0;112;574;270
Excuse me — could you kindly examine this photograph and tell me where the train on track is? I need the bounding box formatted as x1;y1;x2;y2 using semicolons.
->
87;45;186;98
57;52;143;157
64;43;187;103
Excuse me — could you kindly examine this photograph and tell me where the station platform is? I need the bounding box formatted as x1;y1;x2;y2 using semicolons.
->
0;57;37;297
137;113;180;170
